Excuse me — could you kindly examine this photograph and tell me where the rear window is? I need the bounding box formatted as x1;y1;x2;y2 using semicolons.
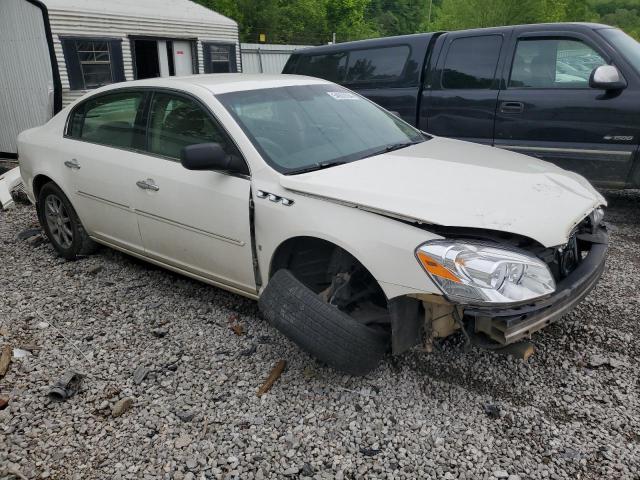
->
67;91;145;149
441;35;503;89
344;46;410;83
293;45;411;85
295;53;348;82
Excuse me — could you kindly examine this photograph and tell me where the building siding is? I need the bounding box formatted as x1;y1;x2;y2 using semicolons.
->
47;9;240;106
0;0;53;153
241;43;309;74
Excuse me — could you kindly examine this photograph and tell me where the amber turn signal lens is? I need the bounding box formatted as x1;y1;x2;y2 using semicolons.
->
417;251;461;283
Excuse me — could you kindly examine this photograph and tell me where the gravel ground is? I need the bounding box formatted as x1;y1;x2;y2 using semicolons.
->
1;191;639;480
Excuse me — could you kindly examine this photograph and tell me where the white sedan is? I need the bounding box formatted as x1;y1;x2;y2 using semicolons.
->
18;74;608;374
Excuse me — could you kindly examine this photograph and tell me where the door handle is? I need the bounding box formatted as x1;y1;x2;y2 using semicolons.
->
500;101;524;114
136;179;159;191
64;159;81;169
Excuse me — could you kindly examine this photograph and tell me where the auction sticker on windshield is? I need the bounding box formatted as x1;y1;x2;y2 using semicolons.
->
327;91;360;100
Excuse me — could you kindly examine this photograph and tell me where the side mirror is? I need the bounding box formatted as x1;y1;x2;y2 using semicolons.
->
181;143;231;171
589;65;627;91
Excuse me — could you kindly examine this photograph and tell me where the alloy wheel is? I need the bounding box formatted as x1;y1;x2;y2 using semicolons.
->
44;194;73;249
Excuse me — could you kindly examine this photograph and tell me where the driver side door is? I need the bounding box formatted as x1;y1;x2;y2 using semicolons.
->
132;90;256;295
494;33;638;187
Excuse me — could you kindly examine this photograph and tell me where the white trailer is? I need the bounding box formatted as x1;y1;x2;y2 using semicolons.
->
0;0;240;156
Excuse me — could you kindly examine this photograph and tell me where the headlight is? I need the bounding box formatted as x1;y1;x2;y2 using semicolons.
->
589;207;605;230
416;241;556;304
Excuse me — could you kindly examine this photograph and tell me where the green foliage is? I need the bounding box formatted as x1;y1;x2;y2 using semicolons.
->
196;0;639;43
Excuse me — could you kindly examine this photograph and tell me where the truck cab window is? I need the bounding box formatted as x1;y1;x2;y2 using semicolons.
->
441;36;503;89
509;39;606;89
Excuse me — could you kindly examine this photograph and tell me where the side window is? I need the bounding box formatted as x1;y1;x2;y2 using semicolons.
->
203;43;238;73
147;93;237;161
344;46;410;83
60;38;125;90
68;92;145;149
510;38;606;89
295;53;348;82
441;35;503;89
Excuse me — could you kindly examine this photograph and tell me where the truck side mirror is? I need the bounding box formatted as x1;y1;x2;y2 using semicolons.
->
589;65;627;91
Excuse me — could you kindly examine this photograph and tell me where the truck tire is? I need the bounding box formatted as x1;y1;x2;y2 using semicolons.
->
37;182;97;260
259;269;389;376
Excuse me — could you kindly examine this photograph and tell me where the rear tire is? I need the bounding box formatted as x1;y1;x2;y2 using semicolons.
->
259;269;389;376
37;182;97;260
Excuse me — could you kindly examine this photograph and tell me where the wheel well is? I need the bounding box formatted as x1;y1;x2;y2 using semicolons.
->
32;174;54;201
270;236;387;306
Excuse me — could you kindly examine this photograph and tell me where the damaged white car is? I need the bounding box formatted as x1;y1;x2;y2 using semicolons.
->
17;75;608;374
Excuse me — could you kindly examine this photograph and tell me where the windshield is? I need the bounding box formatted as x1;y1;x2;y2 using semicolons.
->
599;28;640;74
217;84;427;174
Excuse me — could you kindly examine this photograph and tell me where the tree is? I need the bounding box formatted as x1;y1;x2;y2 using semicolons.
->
198;0;640;43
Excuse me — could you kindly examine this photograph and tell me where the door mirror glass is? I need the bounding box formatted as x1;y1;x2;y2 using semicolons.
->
181;143;230;171
589;65;627;90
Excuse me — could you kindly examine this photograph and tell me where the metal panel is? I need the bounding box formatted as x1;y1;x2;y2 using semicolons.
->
0;0;54;153
241;43;309;74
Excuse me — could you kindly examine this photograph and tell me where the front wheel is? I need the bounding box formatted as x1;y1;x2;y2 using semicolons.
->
259;269;390;376
37;182;97;260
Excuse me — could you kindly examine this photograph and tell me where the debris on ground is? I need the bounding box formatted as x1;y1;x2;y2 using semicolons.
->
48;371;84;401
132;365;149;385
257;360;286;397
111;397;134;417
588;354;627;369
151;327;168;338
0;396;8;410
87;265;103;275
0;344;11;377
483;403;502;419
16;228;41;241
12;348;32;358
0;167;23;210
230;323;245;336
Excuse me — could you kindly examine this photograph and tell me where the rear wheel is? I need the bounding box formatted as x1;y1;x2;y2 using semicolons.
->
37;182;97;260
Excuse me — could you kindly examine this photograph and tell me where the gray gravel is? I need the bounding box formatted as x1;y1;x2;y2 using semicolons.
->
1;191;639;480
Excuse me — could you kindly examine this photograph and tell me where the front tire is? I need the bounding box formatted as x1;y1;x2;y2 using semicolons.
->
37;182;97;260
259;269;389;376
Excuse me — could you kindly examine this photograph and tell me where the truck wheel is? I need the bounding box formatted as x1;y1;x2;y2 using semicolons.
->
259;269;389;376
37;182;97;260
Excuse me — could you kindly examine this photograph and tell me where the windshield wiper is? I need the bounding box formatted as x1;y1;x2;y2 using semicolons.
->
360;140;424;160
286;160;347;175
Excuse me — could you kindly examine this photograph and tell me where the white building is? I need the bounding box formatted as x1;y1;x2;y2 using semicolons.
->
0;0;240;155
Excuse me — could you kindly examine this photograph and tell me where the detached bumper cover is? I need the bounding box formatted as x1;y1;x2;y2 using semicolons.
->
465;229;608;345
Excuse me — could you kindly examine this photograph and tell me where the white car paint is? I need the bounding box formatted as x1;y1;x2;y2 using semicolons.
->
17;74;605;302
280;135;606;248
0;166;24;210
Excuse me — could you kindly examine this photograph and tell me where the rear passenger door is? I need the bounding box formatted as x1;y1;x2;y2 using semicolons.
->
494;32;637;187
420;32;508;144
64;90;147;253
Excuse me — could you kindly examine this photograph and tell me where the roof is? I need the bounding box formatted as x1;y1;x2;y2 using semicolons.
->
293;22;616;56
98;74;331;95
295;33;435;55
39;0;237;26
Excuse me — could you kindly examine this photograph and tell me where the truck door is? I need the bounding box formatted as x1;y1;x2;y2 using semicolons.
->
494;31;638;188
420;30;509;144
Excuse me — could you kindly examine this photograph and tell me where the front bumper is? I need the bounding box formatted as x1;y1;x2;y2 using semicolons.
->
465;229;609;345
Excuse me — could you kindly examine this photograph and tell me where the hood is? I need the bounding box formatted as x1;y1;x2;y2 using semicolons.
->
279;136;606;248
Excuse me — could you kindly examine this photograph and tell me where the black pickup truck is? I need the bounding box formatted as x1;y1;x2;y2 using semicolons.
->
283;23;640;189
